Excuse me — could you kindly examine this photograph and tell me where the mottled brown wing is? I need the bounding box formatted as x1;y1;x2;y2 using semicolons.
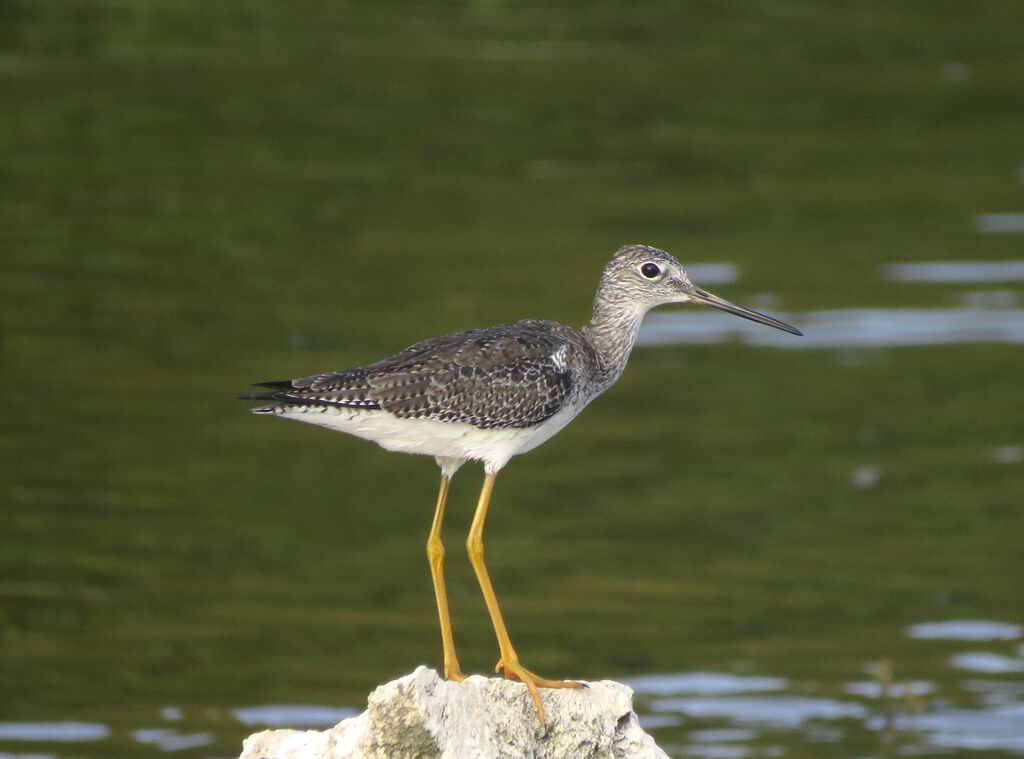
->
259;321;575;429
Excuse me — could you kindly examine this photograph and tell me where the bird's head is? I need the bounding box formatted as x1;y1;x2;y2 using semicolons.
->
600;244;802;336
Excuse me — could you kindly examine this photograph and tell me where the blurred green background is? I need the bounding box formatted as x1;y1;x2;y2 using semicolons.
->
2;2;1023;757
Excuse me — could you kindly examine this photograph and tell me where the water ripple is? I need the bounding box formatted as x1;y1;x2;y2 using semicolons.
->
650;695;867;728
909;620;1024;641
626;672;788;696
0;723;110;743
639;308;1024;348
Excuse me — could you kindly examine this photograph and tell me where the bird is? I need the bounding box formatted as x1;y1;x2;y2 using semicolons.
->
240;244;802;722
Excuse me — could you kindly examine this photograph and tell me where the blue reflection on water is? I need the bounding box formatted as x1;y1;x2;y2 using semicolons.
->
884;260;1024;282
630;672;1024;755
623;672;787;696
0;724;109;742
624;617;1024;756
639;308;1024;348
648;694;868;728
974;215;1024;234
951;652;1024;674
132;728;214;752
909;620;1023;641
683;264;739;285
231;704;358;727
642;259;1024;348
844;680;935;698
872;704;1024;753
3;618;1023;757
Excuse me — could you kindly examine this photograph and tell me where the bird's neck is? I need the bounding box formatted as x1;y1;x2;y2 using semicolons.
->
582;295;648;392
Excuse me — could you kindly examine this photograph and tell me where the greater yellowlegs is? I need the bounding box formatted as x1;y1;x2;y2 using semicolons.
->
241;244;802;721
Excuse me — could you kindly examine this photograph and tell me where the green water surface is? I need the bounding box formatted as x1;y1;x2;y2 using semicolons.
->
2;2;1023;757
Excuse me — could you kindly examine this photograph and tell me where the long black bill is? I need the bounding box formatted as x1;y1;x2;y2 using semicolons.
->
689;287;803;336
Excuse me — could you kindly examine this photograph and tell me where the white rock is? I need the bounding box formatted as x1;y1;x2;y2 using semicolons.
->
239;666;669;759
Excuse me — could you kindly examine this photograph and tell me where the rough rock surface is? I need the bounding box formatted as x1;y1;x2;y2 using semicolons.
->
238;666;669;759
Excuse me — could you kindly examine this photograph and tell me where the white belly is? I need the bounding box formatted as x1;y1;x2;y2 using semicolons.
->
265;402;585;473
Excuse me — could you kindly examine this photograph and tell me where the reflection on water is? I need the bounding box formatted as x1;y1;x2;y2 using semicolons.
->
883;260;1024;282
132;729;214;752
951;652;1024;674
909;620;1024;641
683;264;739;286
643;259;1024;348
3;619;1021;758
231;705;358;727
648;694;868;729
0;723;109;742
626;618;1024;758
849;464;882;489
0;706;355;757
844;679;934;698
992;445;1024;464
623;673;787;697
632;674;1024;756
975;215;1024;234
876;704;1024;753
640;308;1024;348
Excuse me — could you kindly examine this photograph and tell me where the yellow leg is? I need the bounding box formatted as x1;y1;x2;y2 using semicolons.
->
466;471;581;723
426;474;465;682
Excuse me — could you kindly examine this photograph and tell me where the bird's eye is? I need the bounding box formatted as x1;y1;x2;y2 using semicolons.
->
640;262;662;279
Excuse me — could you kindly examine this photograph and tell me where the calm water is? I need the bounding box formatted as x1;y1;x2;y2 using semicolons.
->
3;619;1023;756
3;3;1023;758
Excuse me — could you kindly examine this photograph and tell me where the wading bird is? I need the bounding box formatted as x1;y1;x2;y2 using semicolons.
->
241;244;802;721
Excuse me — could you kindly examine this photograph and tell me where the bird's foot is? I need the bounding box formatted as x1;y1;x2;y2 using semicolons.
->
495;658;583;723
443;663;467;682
